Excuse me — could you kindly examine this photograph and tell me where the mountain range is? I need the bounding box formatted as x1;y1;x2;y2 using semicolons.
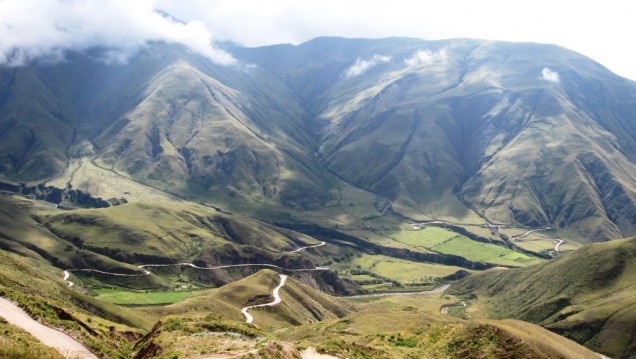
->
1;37;635;241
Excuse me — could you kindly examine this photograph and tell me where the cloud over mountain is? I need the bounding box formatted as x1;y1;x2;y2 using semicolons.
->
344;54;391;78
404;49;447;66
0;0;235;66
541;67;560;83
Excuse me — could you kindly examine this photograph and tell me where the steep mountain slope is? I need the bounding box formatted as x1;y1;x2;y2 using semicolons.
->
0;44;342;210
449;237;636;358
236;37;636;240
1;37;635;239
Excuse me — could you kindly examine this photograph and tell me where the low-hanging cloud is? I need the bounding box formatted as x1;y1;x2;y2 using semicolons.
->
541;67;560;83
344;54;391;78
0;0;235;66
405;49;448;66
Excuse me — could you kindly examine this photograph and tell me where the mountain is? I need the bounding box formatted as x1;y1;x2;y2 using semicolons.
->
234;37;636;240
449;237;636;359
1;37;635;241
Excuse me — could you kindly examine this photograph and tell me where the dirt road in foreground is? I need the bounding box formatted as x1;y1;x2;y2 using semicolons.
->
0;297;98;359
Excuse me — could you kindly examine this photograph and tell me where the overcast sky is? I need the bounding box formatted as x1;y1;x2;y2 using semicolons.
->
1;0;634;80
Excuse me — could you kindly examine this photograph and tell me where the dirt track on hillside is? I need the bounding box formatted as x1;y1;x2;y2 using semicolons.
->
0;297;98;359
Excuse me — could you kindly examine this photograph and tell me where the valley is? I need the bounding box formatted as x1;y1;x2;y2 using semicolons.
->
0;35;634;358
0;190;606;358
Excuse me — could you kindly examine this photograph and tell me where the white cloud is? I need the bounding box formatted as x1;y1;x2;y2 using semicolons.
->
1;1;635;80
0;0;235;66
541;67;560;83
344;54;391;78
154;1;636;81
404;49;448;67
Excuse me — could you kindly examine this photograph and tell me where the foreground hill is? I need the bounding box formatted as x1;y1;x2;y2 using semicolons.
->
134;269;599;359
449;237;636;358
0;249;152;358
0;245;602;358
0;37;635;239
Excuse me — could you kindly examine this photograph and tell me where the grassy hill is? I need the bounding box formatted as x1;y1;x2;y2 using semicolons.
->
154;269;355;325
278;303;600;358
0;318;66;359
0;194;152;273
449;237;636;358
131;268;600;359
0;248;153;358
0;237;607;359
40;201;325;264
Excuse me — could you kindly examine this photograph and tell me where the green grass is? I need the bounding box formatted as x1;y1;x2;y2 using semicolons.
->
350;274;378;282
0;319;65;359
93;289;193;306
450;238;636;359
381;227;459;250
347;255;468;284
42;201;326;262
0;248;152;358
513;239;557;253
163;269;355;328
431;236;543;266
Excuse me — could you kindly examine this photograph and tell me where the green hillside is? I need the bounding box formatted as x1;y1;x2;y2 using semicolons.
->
133;268;599;359
0;240;605;359
0;248;152;358
449;237;636;358
41;201;324;264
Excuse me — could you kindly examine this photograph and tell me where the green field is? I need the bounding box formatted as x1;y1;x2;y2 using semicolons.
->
513;239;556;253
431;237;543;266
350;274;379;282
381;227;460;250
94;289;193;306
347;255;468;284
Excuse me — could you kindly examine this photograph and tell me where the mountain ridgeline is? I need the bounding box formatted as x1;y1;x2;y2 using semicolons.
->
1;37;635;240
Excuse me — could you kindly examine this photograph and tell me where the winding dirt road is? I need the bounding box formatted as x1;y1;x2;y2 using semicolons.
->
440;300;467;314
510;227;551;241
0;297;98;359
289;241;326;253
62;241;328;287
241;274;288;324
301;347;343;359
554;239;564;252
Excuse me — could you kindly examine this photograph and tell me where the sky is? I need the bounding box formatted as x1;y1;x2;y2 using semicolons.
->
0;0;634;80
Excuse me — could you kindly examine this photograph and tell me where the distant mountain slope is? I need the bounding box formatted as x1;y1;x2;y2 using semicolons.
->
237;37;636;240
1;37;635;239
449;237;636;359
0;45;338;209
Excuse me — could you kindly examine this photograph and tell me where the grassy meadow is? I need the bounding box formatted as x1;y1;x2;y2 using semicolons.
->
343;254;468;285
431;236;544;266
